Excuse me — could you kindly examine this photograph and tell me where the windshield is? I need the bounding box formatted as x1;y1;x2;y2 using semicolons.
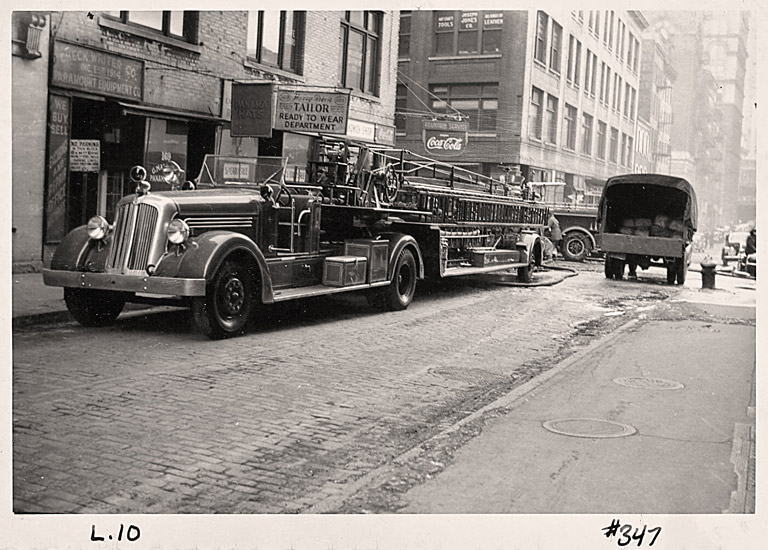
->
196;155;287;186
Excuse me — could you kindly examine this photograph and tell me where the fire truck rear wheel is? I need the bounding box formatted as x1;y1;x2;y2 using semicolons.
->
562;233;589;262
192;260;254;339
64;287;126;327
384;248;417;311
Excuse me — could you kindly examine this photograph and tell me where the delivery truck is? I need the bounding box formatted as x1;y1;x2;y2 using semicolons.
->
597;174;697;285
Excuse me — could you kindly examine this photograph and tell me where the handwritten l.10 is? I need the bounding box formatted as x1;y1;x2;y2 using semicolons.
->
91;524;140;542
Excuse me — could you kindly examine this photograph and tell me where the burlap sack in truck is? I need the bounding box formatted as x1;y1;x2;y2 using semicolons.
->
668;219;686;233
654;214;671;228
622;218;635;227
620;227;635;235
650;225;672;237
671;230;684;239
634;218;652;228
635;228;650;237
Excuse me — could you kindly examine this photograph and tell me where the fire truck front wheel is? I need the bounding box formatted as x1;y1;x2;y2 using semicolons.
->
383;248;417;311
192;260;255;339
64;287;126;327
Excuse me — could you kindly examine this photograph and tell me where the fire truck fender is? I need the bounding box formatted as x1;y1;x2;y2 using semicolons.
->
49;225;112;272
154;231;275;303
516;232;543;265
376;233;425;279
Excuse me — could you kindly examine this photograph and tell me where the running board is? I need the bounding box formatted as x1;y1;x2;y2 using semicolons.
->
442;262;527;277
271;280;390;302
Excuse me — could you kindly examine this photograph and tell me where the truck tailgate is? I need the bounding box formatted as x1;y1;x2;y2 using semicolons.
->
601;233;685;258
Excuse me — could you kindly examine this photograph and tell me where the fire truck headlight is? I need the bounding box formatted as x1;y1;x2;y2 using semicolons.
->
167;219;190;245
86;216;110;240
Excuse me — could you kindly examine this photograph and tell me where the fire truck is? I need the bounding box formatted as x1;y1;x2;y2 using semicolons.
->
42;143;549;339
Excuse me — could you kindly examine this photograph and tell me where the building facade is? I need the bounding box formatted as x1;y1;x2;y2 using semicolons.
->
11;10;399;269
396;9;647;206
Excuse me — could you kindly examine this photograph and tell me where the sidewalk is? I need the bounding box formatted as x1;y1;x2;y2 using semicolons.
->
10;272;70;327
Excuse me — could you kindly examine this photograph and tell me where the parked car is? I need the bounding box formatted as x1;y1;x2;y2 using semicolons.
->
721;231;749;266
740;252;757;278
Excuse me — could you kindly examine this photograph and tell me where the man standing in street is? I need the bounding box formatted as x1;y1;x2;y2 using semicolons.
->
547;212;563;258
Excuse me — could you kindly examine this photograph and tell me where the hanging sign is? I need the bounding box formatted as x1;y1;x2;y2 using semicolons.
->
422;120;469;157
231;83;274;137
275;89;350;134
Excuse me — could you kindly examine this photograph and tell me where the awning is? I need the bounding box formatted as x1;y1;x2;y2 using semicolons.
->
117;101;225;123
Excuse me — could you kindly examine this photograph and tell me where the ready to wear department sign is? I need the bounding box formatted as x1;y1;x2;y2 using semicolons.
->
274;90;350;134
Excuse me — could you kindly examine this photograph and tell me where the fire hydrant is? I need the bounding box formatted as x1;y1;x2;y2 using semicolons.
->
700;256;717;289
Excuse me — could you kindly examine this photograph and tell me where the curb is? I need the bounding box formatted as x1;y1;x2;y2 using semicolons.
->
12;304;161;330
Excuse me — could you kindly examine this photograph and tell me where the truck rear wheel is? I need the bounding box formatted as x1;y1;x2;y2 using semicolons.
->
562;233;589;262
383;248;417;310
192;260;255;339
64;288;126;327
666;261;677;284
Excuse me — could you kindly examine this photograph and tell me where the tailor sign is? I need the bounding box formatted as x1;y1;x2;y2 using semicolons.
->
275;90;349;134
422;119;468;157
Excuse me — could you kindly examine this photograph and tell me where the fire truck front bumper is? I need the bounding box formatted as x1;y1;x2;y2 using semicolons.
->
42;269;207;297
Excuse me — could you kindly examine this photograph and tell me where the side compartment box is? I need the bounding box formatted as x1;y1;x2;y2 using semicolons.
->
323;256;368;287
344;239;389;283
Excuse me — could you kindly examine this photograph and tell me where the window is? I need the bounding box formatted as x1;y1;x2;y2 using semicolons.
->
597;120;607;160
594;11;601;38
339;11;382;95
563;104;577;150
621;133;629;166
396;84;408;133
529;87;544;140
624;82;631;118
609;127;619;163
545;95;559;144
581;113;593;155
103;11;197;42
604;11;614;49
247;11;304;73
430;83;498;133
630;35;640;72
535;11;549;64
599;63;610;104
584;51;597;96
612;74;622;111
399;11;411;58
549;21;562;73
433;11;503;56
617;20;626;61
567;35;582;87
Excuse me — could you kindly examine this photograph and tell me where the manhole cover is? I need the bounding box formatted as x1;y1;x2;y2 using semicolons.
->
613;377;685;390
543;418;637;438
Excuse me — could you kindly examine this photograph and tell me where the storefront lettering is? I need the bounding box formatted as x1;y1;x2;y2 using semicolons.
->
46;94;71;243
426;136;464;151
274;90;349;135
52;41;143;101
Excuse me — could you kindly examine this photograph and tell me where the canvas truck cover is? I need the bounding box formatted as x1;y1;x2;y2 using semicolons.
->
597;174;698;233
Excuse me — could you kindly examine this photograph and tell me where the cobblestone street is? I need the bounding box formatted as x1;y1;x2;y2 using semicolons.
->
12;262;707;513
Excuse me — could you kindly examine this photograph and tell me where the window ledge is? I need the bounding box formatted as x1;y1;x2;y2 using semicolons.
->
428;53;502;61
468;133;498;138
98;16;202;54
243;58;304;80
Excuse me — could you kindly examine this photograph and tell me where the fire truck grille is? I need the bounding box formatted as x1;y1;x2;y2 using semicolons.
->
107;202;159;272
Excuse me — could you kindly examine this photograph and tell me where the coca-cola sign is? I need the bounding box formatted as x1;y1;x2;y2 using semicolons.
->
423;120;468;157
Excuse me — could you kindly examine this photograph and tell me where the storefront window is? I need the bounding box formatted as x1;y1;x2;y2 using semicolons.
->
283;133;312;183
144;118;188;191
217;127;259;158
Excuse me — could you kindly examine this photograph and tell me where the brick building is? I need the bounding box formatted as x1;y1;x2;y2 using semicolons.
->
395;9;647;206
11;10;399;269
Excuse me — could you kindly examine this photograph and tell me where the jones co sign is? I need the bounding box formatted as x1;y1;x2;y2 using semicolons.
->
422;120;468;157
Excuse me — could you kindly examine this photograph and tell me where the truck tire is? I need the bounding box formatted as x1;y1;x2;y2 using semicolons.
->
192;260;255;339
604;257;624;279
64;288;126;327
517;249;537;283
676;258;687;285
383;248;417;311
666;261;677;284
562;233;589;262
